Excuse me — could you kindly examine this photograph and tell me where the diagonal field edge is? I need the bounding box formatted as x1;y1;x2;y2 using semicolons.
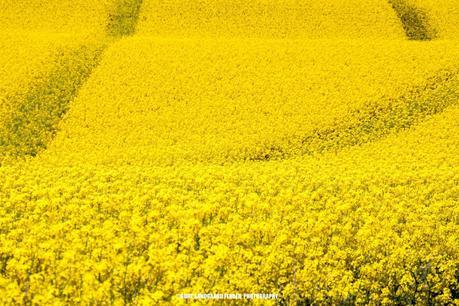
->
0;0;145;163
0;44;106;161
107;0;144;37
300;68;459;155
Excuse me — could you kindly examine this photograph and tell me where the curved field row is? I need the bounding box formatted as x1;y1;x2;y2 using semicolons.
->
38;37;459;166
107;0;144;37
0;34;105;160
0;0;116;36
137;0;406;39
1;0;459;304
298;67;459;157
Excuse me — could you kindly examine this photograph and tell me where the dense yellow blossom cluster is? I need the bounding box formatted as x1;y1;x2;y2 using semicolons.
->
1;0;459;304
1;104;459;304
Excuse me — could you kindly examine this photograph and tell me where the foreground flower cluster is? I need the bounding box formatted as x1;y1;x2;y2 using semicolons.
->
1;0;459;304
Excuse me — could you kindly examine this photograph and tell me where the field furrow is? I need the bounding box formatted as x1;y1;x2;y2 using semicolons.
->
0;42;105;162
1;103;458;304
0;0;146;163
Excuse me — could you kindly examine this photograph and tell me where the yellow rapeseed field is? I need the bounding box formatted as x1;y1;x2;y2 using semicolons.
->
409;0;459;39
1;0;459;304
